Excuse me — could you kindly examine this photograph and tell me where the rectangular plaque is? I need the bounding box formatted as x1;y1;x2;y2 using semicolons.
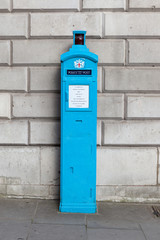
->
67;70;92;75
69;85;89;108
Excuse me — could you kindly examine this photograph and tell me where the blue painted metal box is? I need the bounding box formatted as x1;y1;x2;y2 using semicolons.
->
59;31;98;213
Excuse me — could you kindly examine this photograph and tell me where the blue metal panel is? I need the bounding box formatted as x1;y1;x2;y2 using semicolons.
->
59;31;98;213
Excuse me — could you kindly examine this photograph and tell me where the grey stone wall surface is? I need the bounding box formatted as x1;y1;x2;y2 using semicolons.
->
0;0;160;202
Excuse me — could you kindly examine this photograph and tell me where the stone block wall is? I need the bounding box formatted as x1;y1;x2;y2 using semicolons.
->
0;0;160;202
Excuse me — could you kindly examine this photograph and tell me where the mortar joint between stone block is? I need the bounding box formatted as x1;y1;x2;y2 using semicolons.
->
9;41;13;66
130;8;160;13
27;13;31;39
123;93;127;120
99;120;102;147
124;0;129;12
28;120;31;146
102;66;105;93
27;67;30;93
101;121;105;146
10;0;13;12
102;13;105;39
125;39;129;66
12;63;61;67
79;0;83;11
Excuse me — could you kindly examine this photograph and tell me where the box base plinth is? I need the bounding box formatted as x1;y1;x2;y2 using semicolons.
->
59;202;97;214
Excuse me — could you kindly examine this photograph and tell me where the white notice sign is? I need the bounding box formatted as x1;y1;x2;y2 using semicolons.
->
69;85;89;108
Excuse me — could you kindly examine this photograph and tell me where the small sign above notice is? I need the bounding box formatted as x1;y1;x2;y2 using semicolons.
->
74;59;85;68
69;85;89;108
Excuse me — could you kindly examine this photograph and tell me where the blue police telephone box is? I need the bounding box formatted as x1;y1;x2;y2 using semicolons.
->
59;31;98;213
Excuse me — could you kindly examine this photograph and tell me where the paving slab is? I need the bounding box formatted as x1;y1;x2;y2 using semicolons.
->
140;222;160;240
0;199;37;222
28;224;86;240
87;215;139;229
87;202;158;230
97;202;154;222
87;228;146;240
34;200;86;225
0;222;31;240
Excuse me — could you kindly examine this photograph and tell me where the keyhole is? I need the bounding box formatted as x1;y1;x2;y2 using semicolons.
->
70;167;74;174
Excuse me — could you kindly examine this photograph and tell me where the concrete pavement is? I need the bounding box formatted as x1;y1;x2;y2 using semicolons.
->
0;199;160;240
